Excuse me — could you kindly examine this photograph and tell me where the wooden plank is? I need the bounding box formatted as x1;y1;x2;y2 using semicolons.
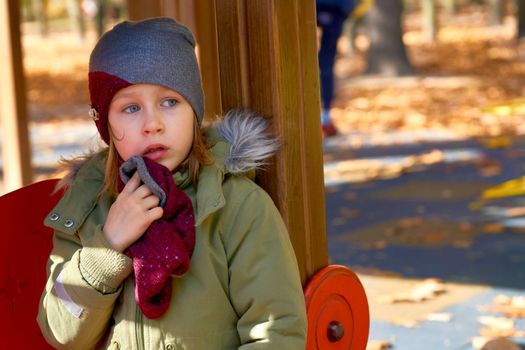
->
0;0;33;191
295;0;329;280
126;1;161;20
193;0;222;121
215;0;250;109
216;0;328;283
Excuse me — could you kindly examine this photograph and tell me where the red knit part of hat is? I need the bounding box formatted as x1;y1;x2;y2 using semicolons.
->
88;71;132;144
118;158;195;319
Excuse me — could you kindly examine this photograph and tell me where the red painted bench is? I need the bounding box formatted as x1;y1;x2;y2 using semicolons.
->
0;179;61;349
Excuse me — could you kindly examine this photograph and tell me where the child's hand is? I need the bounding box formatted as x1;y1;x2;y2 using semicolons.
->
103;173;163;252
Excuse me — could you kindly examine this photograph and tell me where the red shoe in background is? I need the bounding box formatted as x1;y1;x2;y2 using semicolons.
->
322;122;337;138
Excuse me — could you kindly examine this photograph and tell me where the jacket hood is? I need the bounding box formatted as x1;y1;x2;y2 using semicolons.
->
57;109;280;188
209;109;280;175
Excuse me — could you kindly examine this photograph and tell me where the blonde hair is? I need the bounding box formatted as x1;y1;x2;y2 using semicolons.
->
100;117;213;197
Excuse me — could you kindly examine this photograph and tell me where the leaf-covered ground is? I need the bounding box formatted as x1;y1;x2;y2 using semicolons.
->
331;6;525;139
23;6;525;137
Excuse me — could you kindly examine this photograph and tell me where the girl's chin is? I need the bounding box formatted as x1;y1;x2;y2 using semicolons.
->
158;159;178;172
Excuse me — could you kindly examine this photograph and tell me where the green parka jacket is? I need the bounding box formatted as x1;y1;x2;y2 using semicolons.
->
37;111;307;350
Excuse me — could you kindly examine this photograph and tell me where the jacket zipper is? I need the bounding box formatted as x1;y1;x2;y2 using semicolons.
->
135;306;145;350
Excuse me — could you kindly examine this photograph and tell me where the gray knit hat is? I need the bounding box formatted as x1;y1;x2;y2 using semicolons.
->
88;17;204;144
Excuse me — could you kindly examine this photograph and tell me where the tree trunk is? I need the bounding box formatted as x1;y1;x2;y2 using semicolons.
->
442;0;456;14
96;0;105;37
422;0;437;42
67;0;86;41
22;0;36;21
343;17;363;54
34;0;49;37
488;0;504;26
518;0;525;39
365;0;413;76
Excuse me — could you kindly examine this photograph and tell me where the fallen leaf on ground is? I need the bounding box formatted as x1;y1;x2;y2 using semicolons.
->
379;278;446;304
480;136;513;149
426;312;453;322
484;222;504;234
477;159;503;177
478;316;524;337
473;336;495;350
366;340;393;350
486;295;525;318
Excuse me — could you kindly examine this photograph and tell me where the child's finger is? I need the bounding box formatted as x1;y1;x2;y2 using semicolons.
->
147;206;164;221
143;194;160;210
123;172;141;192
134;183;154;199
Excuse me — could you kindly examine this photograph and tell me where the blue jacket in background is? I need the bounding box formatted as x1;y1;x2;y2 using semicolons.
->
316;0;355;15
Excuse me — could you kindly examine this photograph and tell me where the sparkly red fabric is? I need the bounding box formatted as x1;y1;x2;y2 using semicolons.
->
88;71;132;144
118;157;195;319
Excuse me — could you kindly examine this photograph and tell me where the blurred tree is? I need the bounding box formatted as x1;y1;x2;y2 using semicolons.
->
33;0;49;37
442;0;457;14
21;0;36;21
344;18;360;53
365;0;413;75
518;0;525;39
67;0;86;41
96;0;105;37
344;0;374;53
488;0;504;25
403;0;418;12
423;0;437;42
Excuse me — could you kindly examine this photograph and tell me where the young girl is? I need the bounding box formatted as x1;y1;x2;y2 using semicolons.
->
37;17;307;349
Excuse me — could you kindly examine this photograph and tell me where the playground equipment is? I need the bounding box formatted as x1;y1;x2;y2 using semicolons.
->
0;178;369;349
0;1;369;348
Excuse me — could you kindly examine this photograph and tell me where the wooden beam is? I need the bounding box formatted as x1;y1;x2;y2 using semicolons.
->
126;0;161;20
215;0;250;109
0;0;33;191
215;0;328;283
193;0;222;121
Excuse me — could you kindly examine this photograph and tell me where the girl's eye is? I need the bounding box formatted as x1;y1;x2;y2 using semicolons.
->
162;98;178;107
123;105;140;113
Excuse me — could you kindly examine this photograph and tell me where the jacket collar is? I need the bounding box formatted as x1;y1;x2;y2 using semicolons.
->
44;152;106;234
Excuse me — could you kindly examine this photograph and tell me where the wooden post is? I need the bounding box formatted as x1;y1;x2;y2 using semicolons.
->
214;0;328;283
0;0;33;191
126;1;161;20
125;0;328;284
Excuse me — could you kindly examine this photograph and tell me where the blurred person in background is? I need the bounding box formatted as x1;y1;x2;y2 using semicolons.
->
316;0;355;138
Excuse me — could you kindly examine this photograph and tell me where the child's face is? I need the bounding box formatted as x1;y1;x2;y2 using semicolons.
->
108;84;194;172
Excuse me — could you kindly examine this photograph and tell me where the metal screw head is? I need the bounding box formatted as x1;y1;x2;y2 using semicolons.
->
49;213;60;221
327;321;345;342
64;219;74;228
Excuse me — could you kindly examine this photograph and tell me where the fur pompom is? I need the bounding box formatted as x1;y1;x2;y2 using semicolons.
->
214;109;280;174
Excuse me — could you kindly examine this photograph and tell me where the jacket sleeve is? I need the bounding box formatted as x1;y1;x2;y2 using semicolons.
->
37;224;133;349
223;186;307;349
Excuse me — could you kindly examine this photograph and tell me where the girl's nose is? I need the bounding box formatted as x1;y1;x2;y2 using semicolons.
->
143;109;165;134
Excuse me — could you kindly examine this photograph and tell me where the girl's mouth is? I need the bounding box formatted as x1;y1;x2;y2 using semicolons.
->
143;145;168;161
